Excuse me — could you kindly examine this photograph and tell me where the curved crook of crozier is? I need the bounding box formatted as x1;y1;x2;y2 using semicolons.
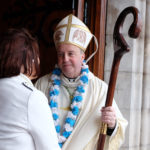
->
113;6;142;56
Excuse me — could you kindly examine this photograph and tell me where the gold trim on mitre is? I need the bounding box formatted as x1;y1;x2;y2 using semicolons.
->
57;41;86;51
65;14;72;42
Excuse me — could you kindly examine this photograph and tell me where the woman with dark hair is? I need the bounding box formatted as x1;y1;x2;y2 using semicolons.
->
0;28;60;150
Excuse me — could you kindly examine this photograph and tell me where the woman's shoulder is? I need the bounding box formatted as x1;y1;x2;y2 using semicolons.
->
29;86;48;104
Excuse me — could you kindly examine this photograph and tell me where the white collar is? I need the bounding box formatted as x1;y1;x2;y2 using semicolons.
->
20;73;33;86
61;74;80;88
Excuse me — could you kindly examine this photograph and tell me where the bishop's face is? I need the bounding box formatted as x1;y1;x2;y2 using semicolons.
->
57;43;85;78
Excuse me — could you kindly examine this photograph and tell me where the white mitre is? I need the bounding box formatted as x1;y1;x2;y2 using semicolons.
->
53;14;98;63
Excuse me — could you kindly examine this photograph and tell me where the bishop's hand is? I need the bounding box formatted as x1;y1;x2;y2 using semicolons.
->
101;106;116;129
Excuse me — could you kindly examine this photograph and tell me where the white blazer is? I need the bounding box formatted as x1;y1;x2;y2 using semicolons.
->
0;74;60;150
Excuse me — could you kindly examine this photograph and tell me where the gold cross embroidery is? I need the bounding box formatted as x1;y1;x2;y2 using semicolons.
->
60;107;70;111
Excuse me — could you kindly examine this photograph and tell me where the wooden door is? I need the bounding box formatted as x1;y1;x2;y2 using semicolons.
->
0;0;107;79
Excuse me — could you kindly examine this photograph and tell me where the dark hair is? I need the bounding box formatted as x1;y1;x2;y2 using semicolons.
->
0;28;40;78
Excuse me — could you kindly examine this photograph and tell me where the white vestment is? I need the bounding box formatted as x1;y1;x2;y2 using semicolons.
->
35;71;128;150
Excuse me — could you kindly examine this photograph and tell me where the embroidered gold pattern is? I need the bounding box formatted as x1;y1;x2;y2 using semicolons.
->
60;107;70;111
72;29;86;46
54;30;64;41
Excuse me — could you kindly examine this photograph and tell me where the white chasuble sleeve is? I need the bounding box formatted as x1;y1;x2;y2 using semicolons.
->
106;100;128;150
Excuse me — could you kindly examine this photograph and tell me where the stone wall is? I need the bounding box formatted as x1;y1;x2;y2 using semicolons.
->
104;0;149;149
